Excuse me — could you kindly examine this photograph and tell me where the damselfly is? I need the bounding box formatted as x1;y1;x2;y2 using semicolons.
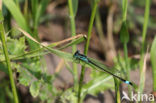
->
73;50;133;86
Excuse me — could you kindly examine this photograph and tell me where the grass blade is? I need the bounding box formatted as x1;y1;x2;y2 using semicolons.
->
150;36;156;91
3;0;29;31
3;0;39;50
34;0;50;28
72;0;78;17
138;0;151;100
31;0;38;21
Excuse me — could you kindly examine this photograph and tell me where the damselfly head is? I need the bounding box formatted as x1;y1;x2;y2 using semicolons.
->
75;50;80;55
73;50;80;57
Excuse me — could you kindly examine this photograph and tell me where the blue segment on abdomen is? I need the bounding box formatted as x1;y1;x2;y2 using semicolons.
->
125;81;130;84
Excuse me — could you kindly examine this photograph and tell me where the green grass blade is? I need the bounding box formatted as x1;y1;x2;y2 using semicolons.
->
72;0;78;17
3;0;29;32
3;0;39;50
138;0;151;99
150;36;156;91
34;0;50;28
31;0;38;21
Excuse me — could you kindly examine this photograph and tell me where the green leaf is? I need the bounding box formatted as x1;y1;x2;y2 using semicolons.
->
151;36;156;70
3;0;29;32
7;37;26;55
34;0;50;28
120;21;129;43
60;89;77;103
72;0;78;16
3;0;39;50
19;77;30;86
16;59;42;87
39;83;55;101
17;63;33;86
150;36;156;91
30;81;41;98
31;0;38;21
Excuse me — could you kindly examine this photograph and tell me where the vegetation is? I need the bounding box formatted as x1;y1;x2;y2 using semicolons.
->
0;0;155;103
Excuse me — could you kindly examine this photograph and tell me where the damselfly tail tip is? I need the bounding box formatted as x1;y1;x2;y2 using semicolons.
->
125;80;133;86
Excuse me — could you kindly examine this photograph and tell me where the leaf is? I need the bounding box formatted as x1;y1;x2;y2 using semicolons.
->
150;36;156;70
60;89;77;103
31;0;38;20
7;37;26;55
150;36;156;90
17;62;35;86
3;0;39;50
39;83;54;101
19;77;30;86
16;57;44;87
120;21;129;44
3;0;29;32
16;58;55;99
30;81;41;98
72;0;78;16
34;0;50;27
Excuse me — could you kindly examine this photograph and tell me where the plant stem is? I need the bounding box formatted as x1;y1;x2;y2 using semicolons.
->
78;1;98;103
124;43;131;92
138;0;150;101
68;0;78;90
122;0;131;95
114;78;121;103
0;10;19;103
